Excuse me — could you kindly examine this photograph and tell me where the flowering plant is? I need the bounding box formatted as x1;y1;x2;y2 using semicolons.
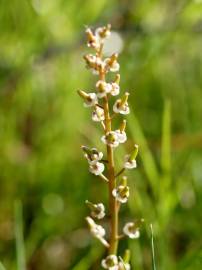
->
78;24;143;269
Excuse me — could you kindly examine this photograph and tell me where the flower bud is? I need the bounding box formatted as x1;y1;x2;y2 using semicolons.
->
85;28;99;49
120;176;127;186
120;119;126;133
120;92;129;108
114;74;120;84
129;144;138;162
123;249;131;264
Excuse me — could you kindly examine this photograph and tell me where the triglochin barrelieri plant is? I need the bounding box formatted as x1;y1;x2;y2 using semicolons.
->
78;24;143;270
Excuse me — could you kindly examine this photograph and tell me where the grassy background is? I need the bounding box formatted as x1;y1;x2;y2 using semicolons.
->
0;0;202;269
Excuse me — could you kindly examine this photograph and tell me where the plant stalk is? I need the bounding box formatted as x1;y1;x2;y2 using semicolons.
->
98;46;119;255
103;96;118;255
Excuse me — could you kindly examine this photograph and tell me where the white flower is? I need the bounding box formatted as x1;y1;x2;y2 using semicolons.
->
86;216;109;247
124;155;137;169
123;222;140;239
78;90;98;107
115;130;127;143
91;203;105;219
104;58;120;73
101;131;119;148
89;162;104;175
84;54;97;66
113;99;129;114
110;82;120;96
113;92;130;114
110;61;120;72
83;93;98;107
96;80;112;98
95;24;111;40
86;216;105;237
82;146;103;164
86;200;105;219
85;25;111;50
92;106;105;122
112;185;130;203
118;262;131;270
101;255;119;270
84;54;105;75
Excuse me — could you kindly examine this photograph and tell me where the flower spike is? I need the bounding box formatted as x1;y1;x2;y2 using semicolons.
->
78;25;142;269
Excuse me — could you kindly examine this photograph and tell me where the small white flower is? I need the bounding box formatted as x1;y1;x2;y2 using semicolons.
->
112;185;130;203
95;25;111;40
101;255;119;270
110;61;120;72
123;222;140;239
92;106;105;122
96;80;112;98
86;200;105;219
84;54;105;75
104;58;120;73
115;130;127;143
110;82;120;96
86;216;109;247
118;262;131;270
78;90;98;107
82;146;103;164
89;161;104;175
84;54;97;65
86;216;105;238
124;155;137;169
101;131;119;148
82;92;98;107
113;99;130;114
91;203;105;219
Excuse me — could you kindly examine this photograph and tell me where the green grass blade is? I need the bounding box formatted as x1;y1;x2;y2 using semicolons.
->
128;111;159;192
14;200;26;270
150;224;157;270
71;245;103;270
161;100;171;174
0;262;6;270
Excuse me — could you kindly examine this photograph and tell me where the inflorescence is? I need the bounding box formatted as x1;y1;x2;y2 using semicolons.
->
78;24;143;269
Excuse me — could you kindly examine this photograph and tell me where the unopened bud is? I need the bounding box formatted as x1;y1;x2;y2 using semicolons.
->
123;249;131;263
120;92;130;108
129;144;139;162
120;176;127;186
120;119;126;133
114;74;120;84
78;90;89;100
85;200;96;211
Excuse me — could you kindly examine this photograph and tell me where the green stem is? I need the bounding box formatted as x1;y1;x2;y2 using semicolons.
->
103;96;118;255
98;44;119;255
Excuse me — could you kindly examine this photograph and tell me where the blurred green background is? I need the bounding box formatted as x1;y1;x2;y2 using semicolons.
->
0;0;202;269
